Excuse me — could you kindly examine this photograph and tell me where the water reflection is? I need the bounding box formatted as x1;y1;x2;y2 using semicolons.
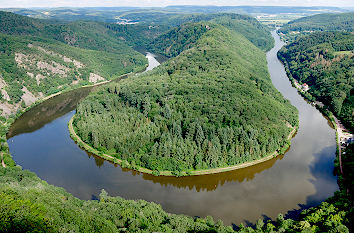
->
7;34;338;225
7;87;93;138
88;151;286;192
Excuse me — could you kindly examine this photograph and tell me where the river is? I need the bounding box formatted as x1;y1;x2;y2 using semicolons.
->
7;34;338;225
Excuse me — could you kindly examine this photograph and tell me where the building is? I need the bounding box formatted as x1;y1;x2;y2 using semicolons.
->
302;83;309;92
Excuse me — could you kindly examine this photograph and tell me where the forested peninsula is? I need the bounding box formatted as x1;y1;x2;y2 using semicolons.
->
72;22;298;176
0;9;352;232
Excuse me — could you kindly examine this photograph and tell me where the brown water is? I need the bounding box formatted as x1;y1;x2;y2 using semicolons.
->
7;32;338;225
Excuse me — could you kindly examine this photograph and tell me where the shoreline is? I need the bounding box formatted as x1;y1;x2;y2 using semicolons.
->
277;53;350;180
68;116;297;177
1;68;143;167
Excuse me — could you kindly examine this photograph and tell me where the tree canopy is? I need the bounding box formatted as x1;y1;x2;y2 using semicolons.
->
73;23;297;175
278;32;354;131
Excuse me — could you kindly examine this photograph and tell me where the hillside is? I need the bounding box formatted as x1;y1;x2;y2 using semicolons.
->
278;32;354;131
0;11;137;53
73;23;298;175
0;11;147;118
148;13;274;56
0;33;146;117
279;12;354;41
280;12;354;33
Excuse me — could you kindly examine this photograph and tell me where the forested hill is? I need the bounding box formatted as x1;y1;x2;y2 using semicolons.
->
279;12;354;41
0;11;147;118
73;23;298;175
0;11;141;54
278;32;354;131
148;13;274;57
148;22;211;58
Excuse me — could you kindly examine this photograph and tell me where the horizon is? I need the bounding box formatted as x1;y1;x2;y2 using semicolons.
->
1;5;353;9
1;0;354;9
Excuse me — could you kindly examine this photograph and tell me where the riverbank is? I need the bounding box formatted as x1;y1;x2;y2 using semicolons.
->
0;62;149;168
277;52;352;182
69;116;297;177
5;30;343;228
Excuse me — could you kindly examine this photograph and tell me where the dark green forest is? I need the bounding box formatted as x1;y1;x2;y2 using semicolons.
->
278;32;353;131
147;13;274;56
0;9;353;233
278;12;354;42
73;23;297;175
0;11;139;54
279;12;354;33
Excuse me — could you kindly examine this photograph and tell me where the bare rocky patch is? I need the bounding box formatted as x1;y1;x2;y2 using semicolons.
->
0;76;11;101
89;73;105;83
28;44;84;69
21;86;38;106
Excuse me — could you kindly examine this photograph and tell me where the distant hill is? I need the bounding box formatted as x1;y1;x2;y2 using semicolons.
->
0;11;141;54
148;13;274;57
1;6;349;22
279;12;354;41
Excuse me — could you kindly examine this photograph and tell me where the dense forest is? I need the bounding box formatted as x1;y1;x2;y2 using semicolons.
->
147;13;274;57
278;12;354;41
278;32;354;131
279;12;354;33
0;8;353;233
73;22;298;175
105;13;274;52
0;11;140;54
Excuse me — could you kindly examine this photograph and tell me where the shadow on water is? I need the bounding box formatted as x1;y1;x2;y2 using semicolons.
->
284;144;338;220
6;35;338;225
7;74;130;139
86;150;287;191
7;87;93;138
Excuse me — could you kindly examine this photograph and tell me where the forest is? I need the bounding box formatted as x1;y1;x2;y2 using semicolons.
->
0;8;353;233
73;22;298;175
278;12;354;41
278;32;354;131
0;165;350;232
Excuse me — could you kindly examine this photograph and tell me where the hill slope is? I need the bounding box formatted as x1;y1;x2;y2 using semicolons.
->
279;12;354;33
148;13;274;57
278;32;354;131
279;12;354;41
0;11;147;117
73;24;298;175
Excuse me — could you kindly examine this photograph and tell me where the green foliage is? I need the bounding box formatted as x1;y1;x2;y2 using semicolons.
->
74;24;297;173
148;13;274;57
0;193;55;232
0;11;141;55
149;22;211;57
0;33;146;104
0;167;231;232
280;12;354;34
278;32;353;131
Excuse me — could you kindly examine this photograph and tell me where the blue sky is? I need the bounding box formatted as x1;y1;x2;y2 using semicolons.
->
1;0;353;8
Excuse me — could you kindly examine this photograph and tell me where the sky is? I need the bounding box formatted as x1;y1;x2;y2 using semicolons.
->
0;0;353;8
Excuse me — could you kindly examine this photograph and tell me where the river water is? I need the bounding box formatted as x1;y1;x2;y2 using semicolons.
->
7;34;338;225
